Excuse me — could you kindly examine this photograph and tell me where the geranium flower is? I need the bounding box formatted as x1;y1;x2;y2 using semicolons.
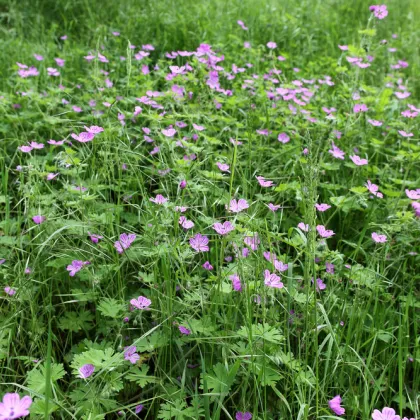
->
313;278;326;291
329;395;345;416
114;233;136;253
162;127;177;137
353;104;368;113
135;405;144;414
0;393;32;419
150;194;168;205
237;20;248;30
405;189;420;199
350;155;368;166
298;222;309;232
71;132;95;143
365;180;383;198
4;286;16;296
368;119;383;126
244;234;260;250
371;407;400;420
79;364;95;378
29;141;44;149
213;221;235;235
315;203;331;212
277;133;290;143
202;261;213;270
371;5;388;19
267;41;277;49
236;412;252;420
179;216;194;229
316;225;335;238
179;325;191;335
264;270;284;288
256;176;275;187
88;233;103;244
130;296;152;310
229;274;242;291
216;162;230;172
19;145;33;153
372;232;387;243
84;125;104;134
124;346;140;364
229;199;249;213
274;260;289;272
32;215;46;224
67;260;89;276
190;234;209;252
398;130;413;138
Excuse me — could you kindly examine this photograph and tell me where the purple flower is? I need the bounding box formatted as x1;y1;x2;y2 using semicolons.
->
0;393;32;419
405;189;420;200
366;180;383;198
32;215;46;225
88;233;103;244
216;162;230;172
353;103;368;113
190;234;209;252
46;173;59;181
325;262;335;274
66;260;89;277
130;296;152;310
124;346;140;364
179;180;187;189
162;127;177;137
79;364;95;378
267;41;277;49
372;232;387;243
229;199;249;213
244;234;260;251
84;125;104;134
312;278;326;291
135;405;144;414
213;221;235;235
264;270;284;288
229;274;242;291
114;233;136;253
274;260;288;272
371;407;400;420
236;412;252;420
179;325;191;335
316;225;335;238
298;222;309;232
71;132;95;143
371;4;388;19
4;287;16;296
256;176;275;187
268;203;281;212
150;194;168;205
329;395;345;416
350;155;368;166
277;133;290;144
179;216;194;230
237;20;248;30
315;203;331;212
202;261;213;270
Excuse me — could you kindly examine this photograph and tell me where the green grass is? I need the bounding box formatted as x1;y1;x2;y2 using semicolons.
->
0;0;419;419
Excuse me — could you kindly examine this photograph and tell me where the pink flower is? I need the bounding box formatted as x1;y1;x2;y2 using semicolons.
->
135;405;144;414
315;203;331;212
0;393;32;419
236;412;252;420
29;141;44;149
256;176;275;187
365;180;383;198
216;162;230;172
329;395;345;416
298;222;309;232
33;54;44;61
229;199;249;213
66;260;89;276
372;232;387;243
79;364;95;378
71;132;95;143
353;103;368;113
162;127;177;137
150;194;168;205
72;106;82;113
4;286;16;296
405;189;420;199
372;4;388;19
267;42;277;49
237;20;248;30
47;67;60;76
328;142;346;159
88;233;103;244
84;125;104;134
190;234;209;252
19;145;33;153
193;123;205;131
313;278;326;291
398;130;413;138
244;234;260;250
264;270;284;289
316;225;335;238
268;203;281;212
368;119;383;127
179;325;191;335
277;133;290;143
229;274;242;291
350;155;368;166
371;407;400;420
395;92;410;99
114;233;136;253
213;221;235;235
338;45;349;51
124;346;140;364
179;180;187;189
32;215;46;224
274;260;288;272
46;173;59;181
130;296;152;310
48;139;65;145
202;261;213;270
179;216;194;230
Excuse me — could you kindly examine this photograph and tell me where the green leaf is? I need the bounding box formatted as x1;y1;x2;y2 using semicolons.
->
237;323;284;344
126;365;156;387
97;298;126;319
27;363;66;393
58;311;94;332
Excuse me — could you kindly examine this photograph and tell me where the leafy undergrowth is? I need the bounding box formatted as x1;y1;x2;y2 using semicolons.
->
0;1;419;419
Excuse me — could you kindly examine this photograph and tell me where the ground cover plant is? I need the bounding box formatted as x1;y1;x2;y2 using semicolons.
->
0;0;419;418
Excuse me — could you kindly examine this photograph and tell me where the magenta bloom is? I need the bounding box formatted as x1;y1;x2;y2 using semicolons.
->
162;127;177;137
266;41;277;49
67;260;89;277
4;287;16;296
366;180;383;198
229;274;242;291
229;199;249;213
368;119;383;127
277;133;290;144
353;103;368;113
71;132;95;143
350;155;368;166
88;233;103;244
190;234;209;252
179;216;194;230
179;325;191;335
34;54;44;61
371;4;388;19
237;20;248;30
135;405;144;414
213;221;235;235
79;364;95;378
216;162;230;172
244;234;260;250
47;67;60;76
130;296;152;310
398;130;413;138
329;142;345;160
29;141;44;149
298;222;309;232
179;180;187;189
315;203;331;212
313;278;326;291
46;173;59;181
124;346;140;364
84;125;104;134
268;203;281;212
329;395;345;416
202;261;213;270
19;145;33;153
371;407;400;420
236;412;252;420
274;260;288;272
114;233;136;253
150;194;168;205
372;232;387;243
0;393;32;419
32;215;46;224
256;176;275;187
264;270;284;289
405;189;420;200
316;225;335;238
